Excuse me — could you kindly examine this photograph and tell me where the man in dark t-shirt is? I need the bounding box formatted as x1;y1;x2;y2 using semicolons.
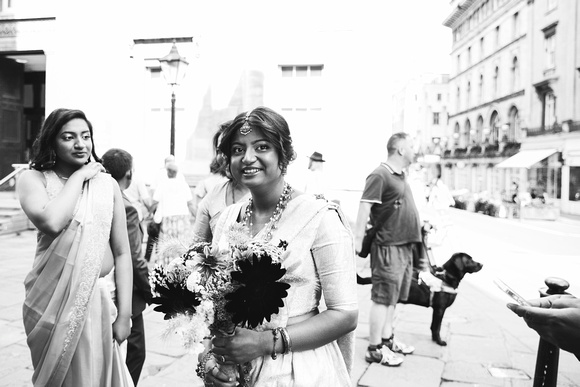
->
354;132;425;367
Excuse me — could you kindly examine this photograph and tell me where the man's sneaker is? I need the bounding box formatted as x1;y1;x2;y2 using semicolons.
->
365;345;404;366
383;336;415;355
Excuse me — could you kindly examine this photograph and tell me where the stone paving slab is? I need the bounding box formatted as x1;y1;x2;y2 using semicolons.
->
443;361;505;386
358;355;444;387
2;230;580;387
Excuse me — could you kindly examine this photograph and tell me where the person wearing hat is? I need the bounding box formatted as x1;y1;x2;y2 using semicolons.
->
304;151;327;197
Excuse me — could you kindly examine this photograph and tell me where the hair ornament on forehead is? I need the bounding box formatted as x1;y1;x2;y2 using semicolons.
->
240;110;252;136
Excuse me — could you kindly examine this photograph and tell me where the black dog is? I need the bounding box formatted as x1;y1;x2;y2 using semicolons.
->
357;252;483;346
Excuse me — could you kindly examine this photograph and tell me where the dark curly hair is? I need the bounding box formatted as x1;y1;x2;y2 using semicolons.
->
218;107;296;174
29;108;101;170
208;120;231;177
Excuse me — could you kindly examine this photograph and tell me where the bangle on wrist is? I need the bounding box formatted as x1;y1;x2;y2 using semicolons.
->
278;327;292;355
195;350;213;379
271;329;279;360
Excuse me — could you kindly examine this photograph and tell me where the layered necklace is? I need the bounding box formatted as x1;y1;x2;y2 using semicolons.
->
243;182;293;242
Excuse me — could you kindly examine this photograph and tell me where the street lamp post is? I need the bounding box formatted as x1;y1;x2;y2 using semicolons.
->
159;41;189;156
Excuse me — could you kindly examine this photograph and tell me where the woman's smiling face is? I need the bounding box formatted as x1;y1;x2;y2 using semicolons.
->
229;128;281;189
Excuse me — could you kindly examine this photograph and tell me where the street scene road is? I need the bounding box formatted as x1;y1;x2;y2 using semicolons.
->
2;195;579;386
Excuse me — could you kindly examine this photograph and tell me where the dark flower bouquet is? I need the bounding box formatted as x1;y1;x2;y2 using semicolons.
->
149;223;290;355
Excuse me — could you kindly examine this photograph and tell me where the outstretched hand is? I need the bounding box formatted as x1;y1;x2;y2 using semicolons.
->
507;294;580;360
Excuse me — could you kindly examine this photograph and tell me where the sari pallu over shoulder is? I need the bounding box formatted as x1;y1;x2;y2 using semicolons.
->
23;173;114;386
213;195;357;386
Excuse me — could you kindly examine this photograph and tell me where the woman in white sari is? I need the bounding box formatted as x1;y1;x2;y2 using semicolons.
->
18;108;134;386
201;107;358;387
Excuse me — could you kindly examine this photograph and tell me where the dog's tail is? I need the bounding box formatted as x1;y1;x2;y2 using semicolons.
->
357;274;372;285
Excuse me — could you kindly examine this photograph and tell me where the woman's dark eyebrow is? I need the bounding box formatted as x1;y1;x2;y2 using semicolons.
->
231;138;269;146
60;130;91;135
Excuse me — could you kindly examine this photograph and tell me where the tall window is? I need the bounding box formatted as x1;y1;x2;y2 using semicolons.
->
478;74;484;103
456;87;461;111
433;112;440;125
464;119;472;146
466;81;471;107
493;66;499;98
508;106;519;142
477;115;484;143
512;12;519;39
454;123;460;146
437;93;442;101
495;26;500;48
543;92;556;129
480;37;485;59
545;33;556;69
457;54;461;73
511;57;519;91
467;47;472;66
490;111;499;143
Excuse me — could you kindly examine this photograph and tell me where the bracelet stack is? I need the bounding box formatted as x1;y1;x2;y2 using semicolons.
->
270;327;293;360
271;329;279;360
195;350;214;380
277;327;292;355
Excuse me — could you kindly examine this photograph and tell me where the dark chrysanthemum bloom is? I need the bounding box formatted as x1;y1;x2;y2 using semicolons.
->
151;282;201;320
225;254;290;328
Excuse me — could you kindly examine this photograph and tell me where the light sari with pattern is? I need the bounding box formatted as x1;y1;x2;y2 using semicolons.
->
22;170;132;387
213;194;358;387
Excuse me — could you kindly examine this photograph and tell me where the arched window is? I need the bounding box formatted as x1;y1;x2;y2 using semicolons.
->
454;122;460;146
476;115;484;143
493;66;499;98
508;106;519;141
490;110;499;143
511;57;519;91
464;119;472;146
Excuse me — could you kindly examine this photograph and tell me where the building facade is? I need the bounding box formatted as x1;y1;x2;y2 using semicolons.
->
0;1;392;193
442;0;580;215
392;73;450;162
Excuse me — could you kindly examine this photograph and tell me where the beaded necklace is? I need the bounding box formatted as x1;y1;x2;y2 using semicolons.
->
243;182;293;242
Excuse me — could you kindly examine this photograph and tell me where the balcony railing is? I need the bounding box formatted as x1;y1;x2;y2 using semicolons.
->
526;124;562;137
440;141;520;160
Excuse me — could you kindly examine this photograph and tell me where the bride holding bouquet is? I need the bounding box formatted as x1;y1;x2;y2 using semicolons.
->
201;107;358;386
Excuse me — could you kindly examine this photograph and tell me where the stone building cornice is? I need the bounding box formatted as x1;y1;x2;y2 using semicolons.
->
448;89;525;118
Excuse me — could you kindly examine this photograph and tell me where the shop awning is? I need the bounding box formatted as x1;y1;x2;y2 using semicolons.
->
495;149;557;169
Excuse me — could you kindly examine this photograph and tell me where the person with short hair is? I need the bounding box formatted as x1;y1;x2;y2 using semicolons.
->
102;148;152;385
354;132;427;366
